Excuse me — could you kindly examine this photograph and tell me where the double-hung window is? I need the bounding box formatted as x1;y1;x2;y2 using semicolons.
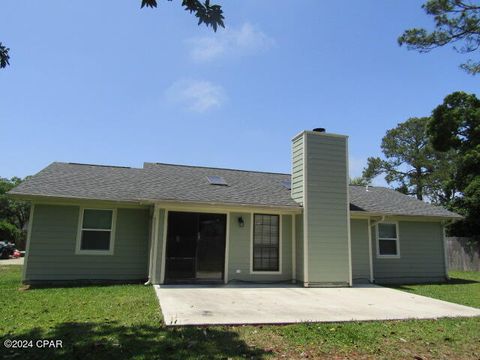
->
252;214;280;272
76;208;116;255
376;222;400;258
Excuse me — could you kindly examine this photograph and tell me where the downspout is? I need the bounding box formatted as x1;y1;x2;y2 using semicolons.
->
370;215;385;228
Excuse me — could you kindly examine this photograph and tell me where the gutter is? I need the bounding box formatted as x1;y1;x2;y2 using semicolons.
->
7;193;147;206
137;198;303;213
351;210;462;222
7;193;302;213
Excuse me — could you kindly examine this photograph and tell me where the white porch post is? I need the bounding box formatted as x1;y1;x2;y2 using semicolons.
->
146;205;159;284
368;217;374;283
22;203;35;282
151;205;162;284
159;209;168;284
224;212;230;284
291;214;296;283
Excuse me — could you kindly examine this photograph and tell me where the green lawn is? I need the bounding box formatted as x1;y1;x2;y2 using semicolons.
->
0;266;479;359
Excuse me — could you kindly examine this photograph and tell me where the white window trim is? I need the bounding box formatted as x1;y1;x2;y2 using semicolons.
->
250;213;283;275
376;221;400;259
75;207;117;255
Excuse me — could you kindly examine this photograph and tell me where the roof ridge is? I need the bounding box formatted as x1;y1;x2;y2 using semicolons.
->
67;162;133;169
144;162;290;176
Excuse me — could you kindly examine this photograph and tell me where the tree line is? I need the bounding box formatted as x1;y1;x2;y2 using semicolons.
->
0;177;30;249
353;91;480;237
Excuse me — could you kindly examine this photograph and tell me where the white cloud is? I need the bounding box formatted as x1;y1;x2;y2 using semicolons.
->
188;22;275;62
165;79;226;112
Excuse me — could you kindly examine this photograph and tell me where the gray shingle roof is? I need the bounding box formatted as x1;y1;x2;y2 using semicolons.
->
9;162;298;208
9;162;461;218
349;185;461;218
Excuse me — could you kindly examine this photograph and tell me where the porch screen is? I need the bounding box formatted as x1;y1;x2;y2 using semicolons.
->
253;214;279;272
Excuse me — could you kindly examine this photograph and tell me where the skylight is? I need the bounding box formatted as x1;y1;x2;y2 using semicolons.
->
281;179;291;190
207;175;228;186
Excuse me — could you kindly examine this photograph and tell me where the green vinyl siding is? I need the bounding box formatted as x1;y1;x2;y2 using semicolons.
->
281;215;293;280
350;219;370;283
24;204;150;283
228;212;293;282
304;133;350;285
295;213;304;282
291;135;304;204
372;221;447;284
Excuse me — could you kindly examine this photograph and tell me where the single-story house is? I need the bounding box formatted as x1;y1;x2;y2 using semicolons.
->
9;129;461;286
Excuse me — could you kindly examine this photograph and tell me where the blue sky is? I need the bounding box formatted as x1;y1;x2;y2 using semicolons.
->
1;1;478;183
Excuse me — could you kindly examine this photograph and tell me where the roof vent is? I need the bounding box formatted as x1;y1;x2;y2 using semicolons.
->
207;175;228;186
313;127;326;133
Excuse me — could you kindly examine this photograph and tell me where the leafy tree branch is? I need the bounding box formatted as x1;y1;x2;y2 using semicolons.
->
0;42;10;69
398;0;480;74
141;0;224;31
428;91;480;235
362;117;446;201
1;0;224;69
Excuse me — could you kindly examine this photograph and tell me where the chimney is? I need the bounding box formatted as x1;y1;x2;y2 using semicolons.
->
291;128;351;286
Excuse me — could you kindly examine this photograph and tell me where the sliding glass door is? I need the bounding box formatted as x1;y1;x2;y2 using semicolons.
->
165;211;226;283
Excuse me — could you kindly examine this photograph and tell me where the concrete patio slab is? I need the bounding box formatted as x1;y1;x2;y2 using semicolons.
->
154;284;480;326
0;258;24;265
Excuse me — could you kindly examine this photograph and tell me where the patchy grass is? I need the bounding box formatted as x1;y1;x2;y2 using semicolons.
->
392;271;480;308
0;265;479;359
269;272;480;359
0;266;266;360
271;315;480;359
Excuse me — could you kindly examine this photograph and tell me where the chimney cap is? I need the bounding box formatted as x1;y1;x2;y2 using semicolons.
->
313;127;326;133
